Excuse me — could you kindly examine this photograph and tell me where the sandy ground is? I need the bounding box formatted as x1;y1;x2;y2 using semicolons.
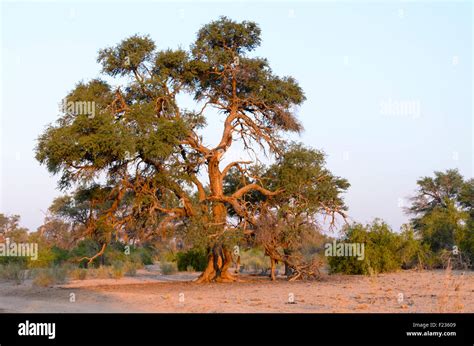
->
0;268;472;313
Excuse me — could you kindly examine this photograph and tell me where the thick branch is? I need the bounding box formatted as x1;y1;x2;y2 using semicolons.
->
222;160;252;177
232;183;281;199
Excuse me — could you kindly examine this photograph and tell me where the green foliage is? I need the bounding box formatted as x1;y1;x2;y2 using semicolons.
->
328;220;425;275
0;263;27;284
98;35;156;77
135;247;154;265
0;255;29;266
50;246;71;265
176;248;207;272
28;246;55;269
103;243;127;265
160;261;177;275
267;143;349;215
407;169;473;267
240;248;268;273
417;201;467;253
408;169;465;218
70;239;101;267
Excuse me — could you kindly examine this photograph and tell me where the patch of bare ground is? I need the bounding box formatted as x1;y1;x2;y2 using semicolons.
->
0;270;472;313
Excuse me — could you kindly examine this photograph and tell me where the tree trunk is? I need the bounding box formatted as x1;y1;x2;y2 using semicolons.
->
270;257;277;281
195;153;236;283
195;244;236;283
283;248;294;277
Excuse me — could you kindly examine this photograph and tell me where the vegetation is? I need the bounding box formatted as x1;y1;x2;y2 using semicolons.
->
327;220;427;275
0;18;471;286
160;261;177;275
176;248;207;272
406;169;473;269
34;17;349;283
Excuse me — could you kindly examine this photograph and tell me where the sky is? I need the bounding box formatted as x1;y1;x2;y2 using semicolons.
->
0;0;472;232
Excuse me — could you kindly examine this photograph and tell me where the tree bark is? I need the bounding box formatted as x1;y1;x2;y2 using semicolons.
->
270;257;277;281
195;244;236;283
195;152;236;283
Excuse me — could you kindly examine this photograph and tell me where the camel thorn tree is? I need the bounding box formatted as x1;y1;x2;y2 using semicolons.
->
36;17;348;283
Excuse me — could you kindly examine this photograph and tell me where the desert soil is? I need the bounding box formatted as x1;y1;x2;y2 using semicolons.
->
0;268;472;313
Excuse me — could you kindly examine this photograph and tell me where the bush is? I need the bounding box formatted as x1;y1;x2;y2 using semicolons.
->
0;255;29;267
328;220;425;275
160;261;177;275
95;266;112;279
111;261;124;279
70;268;87;280
240;248;268;273
70;239;102;268
33;266;68;287
0;263;27;284
28;246;55;269
124;261;140;276
160;251;177;263
176;248;207;272
104;243;127;265
136;247;154;265
51;246;71;265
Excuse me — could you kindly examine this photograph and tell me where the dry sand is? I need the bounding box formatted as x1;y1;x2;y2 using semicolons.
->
0;269;472;313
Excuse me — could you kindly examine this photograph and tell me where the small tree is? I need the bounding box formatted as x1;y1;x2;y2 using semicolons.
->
224;143;350;280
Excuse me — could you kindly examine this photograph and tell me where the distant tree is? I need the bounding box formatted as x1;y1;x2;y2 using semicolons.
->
408;169;465;224
35;218;74;249
0;213;29;243
406;169;473;267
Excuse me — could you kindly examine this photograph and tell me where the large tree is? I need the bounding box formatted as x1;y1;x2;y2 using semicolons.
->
406;169;473;266
36;17;345;282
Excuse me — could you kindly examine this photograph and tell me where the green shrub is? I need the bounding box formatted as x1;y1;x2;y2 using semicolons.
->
328;220;426;275
176;248;207;272
240;248;268;273
51;246;71;265
104;242;127;265
0;255;29;266
0;263;27;284
160;261;177;275
28;246;55;269
160;251;177;263
136;247;154;265
70;239;102;268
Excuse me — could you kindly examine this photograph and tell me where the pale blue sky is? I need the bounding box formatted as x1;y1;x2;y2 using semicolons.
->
0;0;472;232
